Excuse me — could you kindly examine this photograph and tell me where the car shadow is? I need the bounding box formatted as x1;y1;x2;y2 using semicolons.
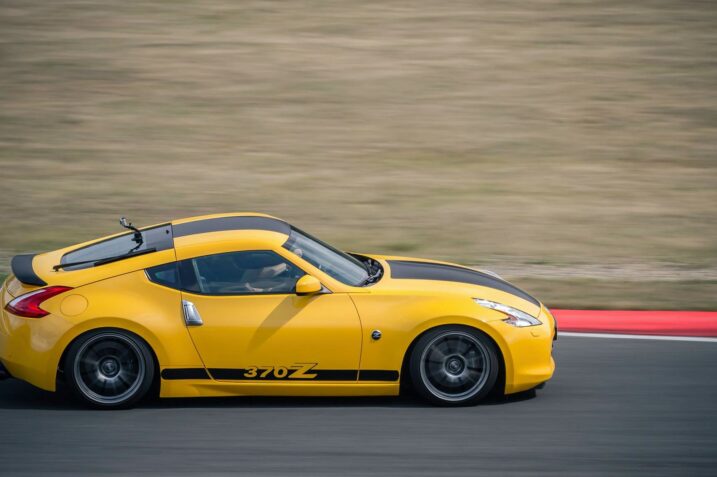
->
0;380;84;410
0;379;537;411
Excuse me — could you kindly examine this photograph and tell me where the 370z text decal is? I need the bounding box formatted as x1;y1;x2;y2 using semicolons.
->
243;363;318;379
208;365;359;381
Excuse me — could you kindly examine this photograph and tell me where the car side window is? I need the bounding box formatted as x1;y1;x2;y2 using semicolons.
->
146;262;180;288
179;250;305;295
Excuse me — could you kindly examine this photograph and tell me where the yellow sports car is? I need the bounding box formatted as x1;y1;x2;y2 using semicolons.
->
1;213;555;408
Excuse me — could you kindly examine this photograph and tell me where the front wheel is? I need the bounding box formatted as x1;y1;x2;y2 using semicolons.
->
64;330;155;409
409;327;499;406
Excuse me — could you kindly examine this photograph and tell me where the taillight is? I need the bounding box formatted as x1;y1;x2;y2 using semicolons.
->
4;286;73;318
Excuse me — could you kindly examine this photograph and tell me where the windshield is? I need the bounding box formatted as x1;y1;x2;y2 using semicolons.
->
283;227;369;286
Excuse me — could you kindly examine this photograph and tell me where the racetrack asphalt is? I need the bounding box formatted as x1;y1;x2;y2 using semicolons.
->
0;336;715;476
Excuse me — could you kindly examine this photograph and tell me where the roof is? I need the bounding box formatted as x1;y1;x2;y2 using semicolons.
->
170;213;291;238
169;213;293;261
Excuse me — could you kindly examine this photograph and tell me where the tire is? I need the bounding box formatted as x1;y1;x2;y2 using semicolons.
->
409;326;499;406
63;329;155;409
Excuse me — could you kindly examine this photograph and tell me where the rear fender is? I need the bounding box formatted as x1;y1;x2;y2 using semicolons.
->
54;317;170;370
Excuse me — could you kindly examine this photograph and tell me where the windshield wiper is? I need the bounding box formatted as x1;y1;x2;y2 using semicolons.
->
363;259;372;275
120;216;144;250
53;248;156;271
360;259;383;286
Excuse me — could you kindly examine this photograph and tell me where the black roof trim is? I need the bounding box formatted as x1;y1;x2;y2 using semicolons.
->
388;260;540;306
11;254;47;286
173;216;291;238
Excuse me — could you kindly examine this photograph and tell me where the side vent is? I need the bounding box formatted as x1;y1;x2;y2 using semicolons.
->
181;300;203;326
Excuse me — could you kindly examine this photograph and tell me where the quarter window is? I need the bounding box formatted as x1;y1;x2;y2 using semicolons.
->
146;262;179;288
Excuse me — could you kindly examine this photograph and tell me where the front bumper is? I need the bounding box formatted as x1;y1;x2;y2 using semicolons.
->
501;304;556;394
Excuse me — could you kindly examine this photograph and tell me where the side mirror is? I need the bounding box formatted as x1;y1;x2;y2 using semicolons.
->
295;275;323;296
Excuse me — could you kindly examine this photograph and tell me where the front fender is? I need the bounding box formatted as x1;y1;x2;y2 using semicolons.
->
351;293;514;380
403;314;515;384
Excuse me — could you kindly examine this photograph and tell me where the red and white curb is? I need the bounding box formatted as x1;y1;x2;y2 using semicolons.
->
552;309;717;342
558;332;717;343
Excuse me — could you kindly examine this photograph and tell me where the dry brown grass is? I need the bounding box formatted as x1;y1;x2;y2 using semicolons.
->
1;1;716;308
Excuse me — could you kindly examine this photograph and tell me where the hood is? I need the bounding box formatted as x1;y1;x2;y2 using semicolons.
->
366;255;542;317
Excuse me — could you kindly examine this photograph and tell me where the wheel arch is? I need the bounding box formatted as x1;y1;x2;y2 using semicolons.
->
53;319;167;389
399;321;509;396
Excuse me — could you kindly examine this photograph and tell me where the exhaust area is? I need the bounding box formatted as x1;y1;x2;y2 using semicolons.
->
0;361;11;380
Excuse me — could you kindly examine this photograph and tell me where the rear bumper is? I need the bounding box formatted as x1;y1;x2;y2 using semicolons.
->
0;311;66;391
1;286;65;391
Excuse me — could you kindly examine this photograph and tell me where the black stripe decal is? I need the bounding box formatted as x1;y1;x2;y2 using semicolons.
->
388;260;539;306
359;370;400;382
209;368;359;381
161;368;211;380
173;216;290;238
161;368;400;382
10;254;47;286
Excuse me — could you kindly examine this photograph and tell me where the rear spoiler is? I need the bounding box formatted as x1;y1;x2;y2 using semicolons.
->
10;254;47;286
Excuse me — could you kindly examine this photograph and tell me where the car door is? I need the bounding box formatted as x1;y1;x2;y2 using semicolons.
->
177;250;363;382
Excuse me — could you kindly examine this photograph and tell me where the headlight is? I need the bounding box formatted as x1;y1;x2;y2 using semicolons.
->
473;298;542;327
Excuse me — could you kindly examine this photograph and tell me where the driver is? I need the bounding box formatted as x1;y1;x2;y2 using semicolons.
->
238;253;293;293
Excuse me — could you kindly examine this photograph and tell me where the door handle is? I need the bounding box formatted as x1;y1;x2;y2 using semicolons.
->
182;299;203;326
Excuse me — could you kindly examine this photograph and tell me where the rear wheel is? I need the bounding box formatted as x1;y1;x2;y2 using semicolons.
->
409;326;499;406
64;330;155;409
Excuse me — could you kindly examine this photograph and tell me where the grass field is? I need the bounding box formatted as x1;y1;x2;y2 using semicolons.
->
1;1;716;308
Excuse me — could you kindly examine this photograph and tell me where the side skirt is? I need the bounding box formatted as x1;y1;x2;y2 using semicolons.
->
159;380;400;398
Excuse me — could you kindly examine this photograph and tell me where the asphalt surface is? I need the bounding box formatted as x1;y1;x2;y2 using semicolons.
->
1;336;716;476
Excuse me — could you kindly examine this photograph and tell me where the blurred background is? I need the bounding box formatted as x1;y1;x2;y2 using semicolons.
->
1;0;715;309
